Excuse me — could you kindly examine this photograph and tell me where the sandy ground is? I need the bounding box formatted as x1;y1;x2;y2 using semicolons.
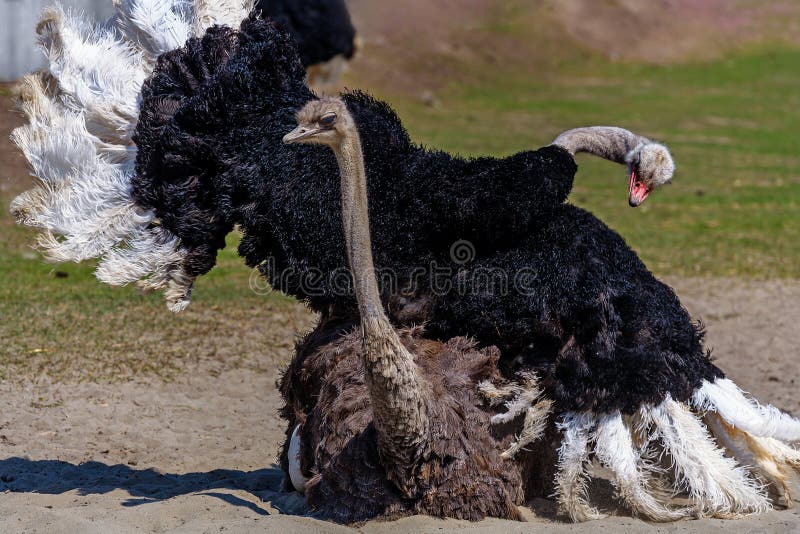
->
1;277;799;534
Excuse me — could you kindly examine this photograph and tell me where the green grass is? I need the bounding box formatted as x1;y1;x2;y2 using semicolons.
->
0;226;311;382
356;49;800;277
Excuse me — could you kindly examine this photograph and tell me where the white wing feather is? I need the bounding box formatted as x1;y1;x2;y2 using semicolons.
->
10;0;250;311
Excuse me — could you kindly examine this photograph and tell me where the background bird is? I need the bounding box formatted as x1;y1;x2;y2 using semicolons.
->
254;0;358;87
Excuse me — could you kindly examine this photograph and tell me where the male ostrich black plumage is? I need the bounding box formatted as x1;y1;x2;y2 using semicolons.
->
134;17;712;415
130;19;800;519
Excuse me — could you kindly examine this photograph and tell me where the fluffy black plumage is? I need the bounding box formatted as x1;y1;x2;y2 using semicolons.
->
254;0;356;67
132;18;723;415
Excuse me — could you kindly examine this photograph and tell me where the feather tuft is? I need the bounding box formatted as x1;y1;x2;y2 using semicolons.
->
9;0;209;311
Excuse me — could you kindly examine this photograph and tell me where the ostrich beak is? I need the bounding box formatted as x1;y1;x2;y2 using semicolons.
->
283;126;321;144
628;169;651;207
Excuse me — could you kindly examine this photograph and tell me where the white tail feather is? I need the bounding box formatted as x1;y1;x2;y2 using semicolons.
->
485;375;797;522
194;0;253;33
693;378;800;442
489;372;543;425
114;0;194;57
757;436;800;467
95;226;181;285
7;0;234;311
707;412;800;505
479;373;552;459
12;74;101;186
12;74;147;256
554;412;605;522
647;397;770;516
593;412;689;521
37;6;145;143
501;399;552;460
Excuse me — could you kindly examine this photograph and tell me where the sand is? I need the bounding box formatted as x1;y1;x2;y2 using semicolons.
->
1;277;799;533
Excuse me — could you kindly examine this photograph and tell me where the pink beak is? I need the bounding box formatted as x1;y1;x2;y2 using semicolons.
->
628;170;651;207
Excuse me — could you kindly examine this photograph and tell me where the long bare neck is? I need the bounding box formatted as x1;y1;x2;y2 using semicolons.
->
331;127;429;471
333;132;383;320
553;126;649;165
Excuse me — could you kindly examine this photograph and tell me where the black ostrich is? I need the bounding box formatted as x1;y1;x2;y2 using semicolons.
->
11;1;800;523
254;0;357;68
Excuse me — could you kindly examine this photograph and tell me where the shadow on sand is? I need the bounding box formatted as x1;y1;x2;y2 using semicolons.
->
0;457;307;516
0;457;636;522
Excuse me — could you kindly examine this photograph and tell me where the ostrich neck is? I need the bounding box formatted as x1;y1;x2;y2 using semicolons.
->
332;134;383;320
331;132;430;469
553;126;650;165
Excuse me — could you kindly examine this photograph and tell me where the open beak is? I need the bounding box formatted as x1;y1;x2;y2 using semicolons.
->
628;169;651;207
283;126;321;144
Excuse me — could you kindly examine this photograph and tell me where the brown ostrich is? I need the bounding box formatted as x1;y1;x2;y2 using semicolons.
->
276;98;544;523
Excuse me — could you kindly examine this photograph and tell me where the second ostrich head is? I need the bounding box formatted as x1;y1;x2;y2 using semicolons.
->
624;142;675;207
552;126;675;207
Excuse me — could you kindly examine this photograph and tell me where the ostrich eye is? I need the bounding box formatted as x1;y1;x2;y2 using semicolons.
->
320;113;336;127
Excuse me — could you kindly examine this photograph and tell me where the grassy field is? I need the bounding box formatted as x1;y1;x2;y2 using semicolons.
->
1;21;798;381
0;226;313;381
353;48;800;277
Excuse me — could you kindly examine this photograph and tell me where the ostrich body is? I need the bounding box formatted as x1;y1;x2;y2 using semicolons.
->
10;4;800;524
278;98;530;522
279;318;536;522
130;18;673;353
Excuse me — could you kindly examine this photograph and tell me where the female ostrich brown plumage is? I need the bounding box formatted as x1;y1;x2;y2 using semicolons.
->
275;97;537;523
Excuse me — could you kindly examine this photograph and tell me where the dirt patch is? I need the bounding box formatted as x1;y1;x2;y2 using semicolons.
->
1;295;317;383
1;277;798;533
342;0;497;96
552;0;800;63
342;0;800;102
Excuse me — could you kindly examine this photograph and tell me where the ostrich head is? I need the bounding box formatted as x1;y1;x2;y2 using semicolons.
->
624;142;675;207
283;97;351;147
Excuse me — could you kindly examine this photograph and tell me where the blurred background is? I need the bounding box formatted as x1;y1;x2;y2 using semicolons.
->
1;0;798;382
1;0;115;80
